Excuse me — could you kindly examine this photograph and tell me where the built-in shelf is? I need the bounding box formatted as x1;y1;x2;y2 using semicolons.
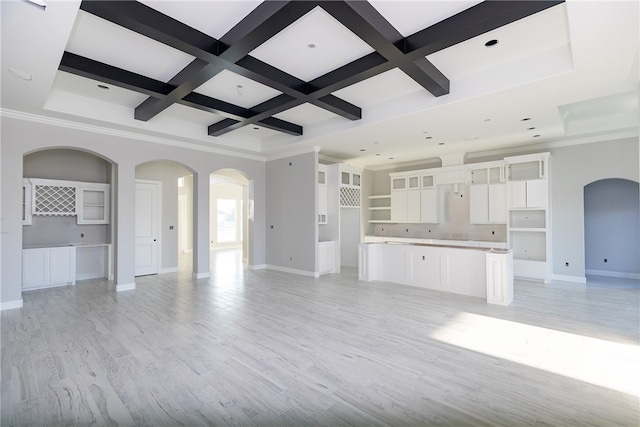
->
369;220;395;224
509;227;546;233
369;195;391;199
369;207;391;211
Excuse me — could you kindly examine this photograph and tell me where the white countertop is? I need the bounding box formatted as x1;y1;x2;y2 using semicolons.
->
23;243;111;250
363;235;508;249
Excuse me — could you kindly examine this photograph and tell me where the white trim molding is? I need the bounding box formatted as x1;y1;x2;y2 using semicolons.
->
265;265;317;278
159;267;179;274
116;282;136;292
249;264;266;271
586;269;640;280
551;274;587;284
1;299;24;311
193;272;210;279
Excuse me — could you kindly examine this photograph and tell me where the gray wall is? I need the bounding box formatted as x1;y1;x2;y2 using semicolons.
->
584;178;639;275
1;116;267;306
549;138;639;280
136;161;192;273
265;151;317;273
23;149;110;247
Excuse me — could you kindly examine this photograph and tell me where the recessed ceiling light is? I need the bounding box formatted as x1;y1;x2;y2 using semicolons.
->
485;39;499;47
375;154;381;156
527;127;536;130
533;134;541;138
438;142;445;146
360;149;366;152
521;117;531;121
425;136;432;140
307;43;316;49
252;127;259;130
8;68;32;81
484;118;491;122
97;84;109;90
388;157;394;160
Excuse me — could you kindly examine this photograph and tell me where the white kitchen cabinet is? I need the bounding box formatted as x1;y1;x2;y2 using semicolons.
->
505;152;551;282
486;249;513;306
31;178;77;216
470;163;507;224
420;188;438;223
390;174;421;223
77;183;110;224
318;241;336;274
509;179;546;209
22;246;76;290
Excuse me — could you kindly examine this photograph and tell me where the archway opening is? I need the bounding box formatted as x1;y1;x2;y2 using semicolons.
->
135;160;194;276
22;148;115;286
584;178;639;282
210;169;251;278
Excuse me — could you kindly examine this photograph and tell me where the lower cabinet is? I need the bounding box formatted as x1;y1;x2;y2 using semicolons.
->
23;246;76;290
318;241;336;275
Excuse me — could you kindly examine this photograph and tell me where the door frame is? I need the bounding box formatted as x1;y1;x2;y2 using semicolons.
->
135;179;162;276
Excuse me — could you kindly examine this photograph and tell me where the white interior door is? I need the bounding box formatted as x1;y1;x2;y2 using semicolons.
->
135;180;160;276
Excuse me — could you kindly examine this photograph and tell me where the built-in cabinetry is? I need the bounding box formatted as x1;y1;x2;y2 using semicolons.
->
389;172;437;223
22;246;76;290
22;244;112;290
24;178;110;225
469;161;507;224
505;153;551;282
318;241;336;275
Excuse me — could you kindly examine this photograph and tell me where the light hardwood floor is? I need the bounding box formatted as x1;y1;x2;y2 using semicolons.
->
2;250;639;426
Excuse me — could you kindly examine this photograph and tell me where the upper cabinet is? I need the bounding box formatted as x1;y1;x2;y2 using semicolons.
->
77;183;110;224
390;173;421;223
24;178;110;225
469;162;507;224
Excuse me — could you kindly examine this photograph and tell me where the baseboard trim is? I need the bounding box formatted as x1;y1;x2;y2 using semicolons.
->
159;267;178;274
1;299;24;311
116;282;136;292
193;272;210;279
264;265;317;278
551;274;587;284
249;264;266;271
586;269;640;280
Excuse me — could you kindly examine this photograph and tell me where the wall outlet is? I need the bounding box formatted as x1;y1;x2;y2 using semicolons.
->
289;256;293;261
565;262;569;267
604;258;608;263
80;233;84;238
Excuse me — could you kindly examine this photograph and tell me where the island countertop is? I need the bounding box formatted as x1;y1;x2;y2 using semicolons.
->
363;235;508;249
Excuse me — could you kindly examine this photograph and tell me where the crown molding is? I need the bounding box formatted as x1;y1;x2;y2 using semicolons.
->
0;109;267;162
263;144;319;161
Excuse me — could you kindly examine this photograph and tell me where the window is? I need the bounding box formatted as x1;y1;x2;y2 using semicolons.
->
217;199;237;243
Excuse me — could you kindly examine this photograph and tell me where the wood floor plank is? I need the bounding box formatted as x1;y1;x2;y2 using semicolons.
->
4;251;639;426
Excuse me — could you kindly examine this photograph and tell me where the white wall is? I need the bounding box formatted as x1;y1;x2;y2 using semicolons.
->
1;115;266;307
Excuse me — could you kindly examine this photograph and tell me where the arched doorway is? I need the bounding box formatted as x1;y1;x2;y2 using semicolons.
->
135;160;194;276
210;169;251;275
584;178;640;280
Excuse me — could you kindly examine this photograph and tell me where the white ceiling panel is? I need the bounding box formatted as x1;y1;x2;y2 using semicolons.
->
52;71;149;108
427;4;570;79
274;103;338;126
66;11;195;82
370;1;482;37
250;6;375;82
194;69;282;109
333;68;425;108
138;0;261;39
159;103;225;127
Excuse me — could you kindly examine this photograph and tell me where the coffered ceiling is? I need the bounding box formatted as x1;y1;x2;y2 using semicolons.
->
1;1;638;168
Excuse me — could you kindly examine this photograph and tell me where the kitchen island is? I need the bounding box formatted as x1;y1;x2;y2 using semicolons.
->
358;240;513;305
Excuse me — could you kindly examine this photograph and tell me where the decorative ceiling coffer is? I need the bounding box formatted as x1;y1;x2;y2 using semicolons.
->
59;0;563;138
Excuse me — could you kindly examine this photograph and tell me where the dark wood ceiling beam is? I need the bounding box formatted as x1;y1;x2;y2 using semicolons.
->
59;52;171;97
318;0;449;97
404;1;564;59
58;52;302;135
